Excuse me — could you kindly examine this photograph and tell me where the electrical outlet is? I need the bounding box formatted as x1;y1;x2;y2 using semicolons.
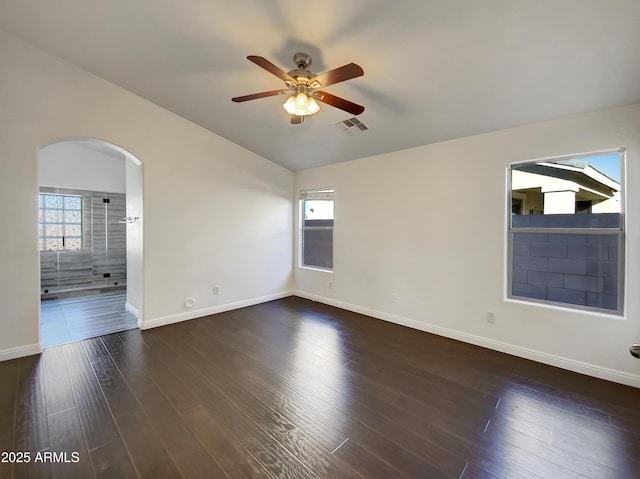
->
487;311;496;324
213;285;220;295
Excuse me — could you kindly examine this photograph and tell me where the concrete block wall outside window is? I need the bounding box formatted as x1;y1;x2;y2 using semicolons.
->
508;150;624;314
512;230;619;311
300;188;334;271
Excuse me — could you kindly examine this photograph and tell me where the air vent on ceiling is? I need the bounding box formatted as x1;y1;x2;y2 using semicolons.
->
335;117;369;135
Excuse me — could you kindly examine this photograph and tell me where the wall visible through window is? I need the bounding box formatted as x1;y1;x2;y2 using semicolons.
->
301;188;335;270
508;150;624;313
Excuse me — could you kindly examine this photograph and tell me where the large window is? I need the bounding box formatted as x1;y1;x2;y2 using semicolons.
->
39;194;83;251
300;188;334;270
508;150;624;313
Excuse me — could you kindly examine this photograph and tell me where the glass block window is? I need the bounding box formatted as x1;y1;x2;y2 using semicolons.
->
39;194;83;251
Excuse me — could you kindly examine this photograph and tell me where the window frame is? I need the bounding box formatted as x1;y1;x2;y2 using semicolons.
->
39;193;84;252
506;148;625;315
299;187;335;272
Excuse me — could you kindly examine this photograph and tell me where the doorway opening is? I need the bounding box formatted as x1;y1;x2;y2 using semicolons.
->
38;138;143;347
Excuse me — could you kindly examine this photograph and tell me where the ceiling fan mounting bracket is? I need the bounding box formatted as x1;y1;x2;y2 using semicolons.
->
293;52;312;69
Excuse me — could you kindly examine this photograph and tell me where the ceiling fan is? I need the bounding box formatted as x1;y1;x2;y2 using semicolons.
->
232;53;364;124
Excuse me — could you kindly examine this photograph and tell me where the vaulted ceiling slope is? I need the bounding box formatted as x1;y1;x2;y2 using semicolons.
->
1;0;639;171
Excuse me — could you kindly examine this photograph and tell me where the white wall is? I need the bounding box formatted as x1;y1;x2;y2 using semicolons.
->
0;29;293;359
295;104;640;387
39;140;126;193
125;157;143;318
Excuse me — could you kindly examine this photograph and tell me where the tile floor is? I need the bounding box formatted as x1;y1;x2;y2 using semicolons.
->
40;291;137;348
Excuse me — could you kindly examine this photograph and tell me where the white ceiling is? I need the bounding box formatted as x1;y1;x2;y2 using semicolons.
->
2;0;640;171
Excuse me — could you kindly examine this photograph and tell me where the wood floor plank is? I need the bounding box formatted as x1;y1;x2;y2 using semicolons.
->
13;355;50;453
178;323;454;478
99;332;195;448
150;325;346;455
116;333;200;413
41;348;75;416
181;404;275;479
219;406;320;479
115;407;182;479
0;359;18;479
47;408;94;479
482;423;622;479
461;463;506;479
236;367;348;451
157;330;365;479
11;457;52;479
62;342;119;451
12;356;51;479
168;435;228;479
81;338;139;417
195;317;468;477
89;439;137;479
333;437;416;479
139;332;238;420
316;404;458;479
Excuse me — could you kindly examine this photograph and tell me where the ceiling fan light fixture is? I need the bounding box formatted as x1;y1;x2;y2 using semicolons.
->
283;93;320;116
296;92;307;107
283;95;297;114
307;97;320;114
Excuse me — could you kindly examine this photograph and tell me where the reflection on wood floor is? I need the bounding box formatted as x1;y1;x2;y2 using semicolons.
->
40;291;137;348
6;296;639;478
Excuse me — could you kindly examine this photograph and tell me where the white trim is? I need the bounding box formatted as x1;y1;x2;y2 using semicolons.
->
293;290;640;389
139;291;294;330
125;302;140;319
0;342;42;362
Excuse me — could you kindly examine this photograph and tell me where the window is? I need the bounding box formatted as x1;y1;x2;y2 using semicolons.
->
508;150;624;313
300;188;334;270
39;194;83;251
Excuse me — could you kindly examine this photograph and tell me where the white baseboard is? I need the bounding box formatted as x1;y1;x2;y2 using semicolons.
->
125;302;140;318
0;342;42;362
293;290;640;389
139;290;294;330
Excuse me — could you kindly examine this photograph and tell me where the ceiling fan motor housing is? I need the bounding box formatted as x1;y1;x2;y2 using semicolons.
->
293;52;312;69
287;54;319;88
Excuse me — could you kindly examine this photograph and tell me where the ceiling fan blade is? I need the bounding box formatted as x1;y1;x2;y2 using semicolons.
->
310;63;364;88
232;89;289;102
291;116;304;124
247;55;294;82
315;91;365;115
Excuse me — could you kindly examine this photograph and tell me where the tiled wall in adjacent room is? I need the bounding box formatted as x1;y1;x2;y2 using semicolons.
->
40;187;126;296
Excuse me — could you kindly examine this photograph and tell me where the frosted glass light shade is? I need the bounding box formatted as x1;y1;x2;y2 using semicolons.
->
283;93;320;116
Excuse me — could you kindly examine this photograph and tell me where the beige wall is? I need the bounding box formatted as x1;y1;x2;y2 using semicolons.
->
0;30;293;359
295;104;640;386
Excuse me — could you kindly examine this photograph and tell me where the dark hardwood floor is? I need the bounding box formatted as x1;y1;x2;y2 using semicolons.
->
3;296;640;478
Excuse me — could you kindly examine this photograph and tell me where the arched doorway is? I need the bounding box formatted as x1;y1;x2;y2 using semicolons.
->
38;138;143;347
